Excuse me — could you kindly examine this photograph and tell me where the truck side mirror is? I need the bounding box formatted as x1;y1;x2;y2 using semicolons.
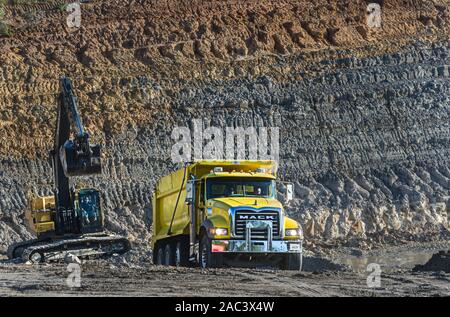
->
185;180;194;204
286;183;294;202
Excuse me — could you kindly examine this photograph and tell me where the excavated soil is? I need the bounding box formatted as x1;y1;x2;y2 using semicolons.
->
0;0;449;291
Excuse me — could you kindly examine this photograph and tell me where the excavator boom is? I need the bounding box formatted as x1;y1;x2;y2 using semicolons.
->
57;77;101;177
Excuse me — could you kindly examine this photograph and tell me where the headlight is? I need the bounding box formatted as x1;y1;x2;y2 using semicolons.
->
285;228;302;237
210;228;228;236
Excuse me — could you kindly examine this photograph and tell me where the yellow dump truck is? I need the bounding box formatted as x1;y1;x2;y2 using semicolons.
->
152;160;303;270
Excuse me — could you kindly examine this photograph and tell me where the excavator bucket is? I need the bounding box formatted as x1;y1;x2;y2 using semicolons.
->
60;141;102;177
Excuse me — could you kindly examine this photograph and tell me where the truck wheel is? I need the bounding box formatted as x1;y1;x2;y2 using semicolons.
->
175;240;189;267
154;244;165;265
282;252;303;271
199;235;223;268
164;243;175;266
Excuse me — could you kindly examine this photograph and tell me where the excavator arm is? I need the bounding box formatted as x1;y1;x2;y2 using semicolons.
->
52;77;102;234
57;76;101;178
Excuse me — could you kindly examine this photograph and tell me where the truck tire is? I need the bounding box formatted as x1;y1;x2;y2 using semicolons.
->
154;244;165;265
199;235;223;269
175;239;189;267
164;243;175;266
281;252;303;271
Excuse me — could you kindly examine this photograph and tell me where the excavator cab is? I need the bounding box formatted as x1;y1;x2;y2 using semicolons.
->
76;189;103;233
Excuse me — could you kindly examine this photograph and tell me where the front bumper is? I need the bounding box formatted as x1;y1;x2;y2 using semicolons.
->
211;239;302;253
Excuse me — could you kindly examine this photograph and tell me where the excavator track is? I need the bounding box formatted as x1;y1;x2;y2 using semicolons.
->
7;238;44;260
8;234;131;263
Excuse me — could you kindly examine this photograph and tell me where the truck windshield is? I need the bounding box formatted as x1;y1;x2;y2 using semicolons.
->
206;178;275;199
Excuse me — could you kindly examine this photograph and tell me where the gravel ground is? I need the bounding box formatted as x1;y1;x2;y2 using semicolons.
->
0;242;449;297
0;261;448;297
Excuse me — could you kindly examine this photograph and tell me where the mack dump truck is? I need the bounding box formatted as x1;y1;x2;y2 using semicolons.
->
152;160;303;270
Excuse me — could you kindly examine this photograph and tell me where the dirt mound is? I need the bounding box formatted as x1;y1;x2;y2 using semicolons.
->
0;0;448;157
413;251;450;273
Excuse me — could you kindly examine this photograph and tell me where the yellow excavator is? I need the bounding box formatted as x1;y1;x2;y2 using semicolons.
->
7;77;131;263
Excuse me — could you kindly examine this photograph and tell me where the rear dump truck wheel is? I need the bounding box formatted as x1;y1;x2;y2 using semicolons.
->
199;235;223;269
175;239;189;267
164;243;175;266
281;252;303;271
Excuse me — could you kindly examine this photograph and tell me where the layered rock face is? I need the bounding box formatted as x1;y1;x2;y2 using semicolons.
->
0;0;449;252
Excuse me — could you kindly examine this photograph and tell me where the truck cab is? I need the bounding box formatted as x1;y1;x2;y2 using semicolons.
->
152;161;303;270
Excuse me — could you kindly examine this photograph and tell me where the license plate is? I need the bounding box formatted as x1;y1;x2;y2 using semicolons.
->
289;243;300;251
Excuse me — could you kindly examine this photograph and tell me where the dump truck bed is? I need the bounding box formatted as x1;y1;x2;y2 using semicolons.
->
152;166;190;246
152;160;277;247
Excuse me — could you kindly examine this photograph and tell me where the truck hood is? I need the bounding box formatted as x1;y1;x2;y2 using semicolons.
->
207;197;282;210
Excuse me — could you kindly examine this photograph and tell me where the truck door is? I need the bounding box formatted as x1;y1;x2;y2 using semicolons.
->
196;179;206;230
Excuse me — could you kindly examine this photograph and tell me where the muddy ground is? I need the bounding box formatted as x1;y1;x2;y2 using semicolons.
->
0;241;449;297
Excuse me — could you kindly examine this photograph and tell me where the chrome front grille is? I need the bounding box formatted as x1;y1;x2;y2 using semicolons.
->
234;210;280;239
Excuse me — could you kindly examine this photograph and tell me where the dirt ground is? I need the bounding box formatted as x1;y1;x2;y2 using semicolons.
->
0;242;449;297
0;262;448;297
